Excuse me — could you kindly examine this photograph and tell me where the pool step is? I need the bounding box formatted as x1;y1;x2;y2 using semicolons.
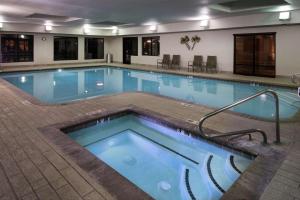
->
206;153;253;195
186;167;212;200
207;155;240;193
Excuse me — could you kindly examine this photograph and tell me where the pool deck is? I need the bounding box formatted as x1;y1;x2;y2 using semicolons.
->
0;63;299;200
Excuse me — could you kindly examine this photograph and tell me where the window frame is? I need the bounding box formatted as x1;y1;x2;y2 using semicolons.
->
54;36;78;61
142;36;160;56
84;37;105;60
0;34;34;63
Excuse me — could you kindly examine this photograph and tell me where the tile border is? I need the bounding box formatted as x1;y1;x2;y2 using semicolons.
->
39;105;286;200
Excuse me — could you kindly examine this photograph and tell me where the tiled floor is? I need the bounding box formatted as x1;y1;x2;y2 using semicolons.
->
0;63;299;200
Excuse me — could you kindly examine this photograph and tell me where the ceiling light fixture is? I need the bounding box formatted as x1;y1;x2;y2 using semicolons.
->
83;24;90;34
149;25;157;31
112;26;118;34
200;19;209;27
45;25;52;31
44;21;53;31
20;34;25;39
279;11;291;20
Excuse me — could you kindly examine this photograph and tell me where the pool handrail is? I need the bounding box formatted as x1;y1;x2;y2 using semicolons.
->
198;89;280;144
291;73;300;85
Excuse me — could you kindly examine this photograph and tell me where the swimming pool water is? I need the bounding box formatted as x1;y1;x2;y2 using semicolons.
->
69;114;253;200
1;66;298;120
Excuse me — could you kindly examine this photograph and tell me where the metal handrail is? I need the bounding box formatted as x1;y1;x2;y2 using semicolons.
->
198;89;280;144
291;73;300;85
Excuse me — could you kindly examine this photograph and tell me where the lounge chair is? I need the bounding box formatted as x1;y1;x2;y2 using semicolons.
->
188;55;204;72
157;54;171;69
205;56;217;73
171;55;181;70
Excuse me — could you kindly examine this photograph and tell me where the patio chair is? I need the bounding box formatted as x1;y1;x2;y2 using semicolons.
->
171;55;181;70
205;56;217;73
157;54;171;69
188;55;204;72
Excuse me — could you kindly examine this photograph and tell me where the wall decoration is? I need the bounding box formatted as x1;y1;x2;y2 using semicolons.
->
180;35;191;50
191;35;201;50
180;35;201;51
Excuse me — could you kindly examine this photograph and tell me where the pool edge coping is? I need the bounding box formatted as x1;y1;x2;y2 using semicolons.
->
38;105;287;200
0;74;299;123
0;63;298;89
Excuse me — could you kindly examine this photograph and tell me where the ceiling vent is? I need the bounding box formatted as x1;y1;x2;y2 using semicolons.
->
210;0;290;12
26;13;80;22
91;21;128;26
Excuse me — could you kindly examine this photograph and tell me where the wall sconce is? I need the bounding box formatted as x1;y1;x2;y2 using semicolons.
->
149;25;157;31
200;20;209;27
279;11;291;20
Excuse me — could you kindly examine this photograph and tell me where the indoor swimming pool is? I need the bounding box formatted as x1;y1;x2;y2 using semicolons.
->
1;66;298;120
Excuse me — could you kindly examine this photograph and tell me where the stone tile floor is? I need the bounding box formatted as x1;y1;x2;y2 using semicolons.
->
0;63;299;199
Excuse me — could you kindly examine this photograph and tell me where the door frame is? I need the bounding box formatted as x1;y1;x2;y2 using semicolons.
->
233;32;276;77
122;37;138;64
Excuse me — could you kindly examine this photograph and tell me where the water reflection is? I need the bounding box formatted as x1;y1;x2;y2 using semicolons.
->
1;67;298;120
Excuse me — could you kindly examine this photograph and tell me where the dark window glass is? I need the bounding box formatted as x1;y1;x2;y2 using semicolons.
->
124;37;138;56
54;37;78;61
85;38;104;59
234;33;276;77
1;34;34;63
142;36;160;56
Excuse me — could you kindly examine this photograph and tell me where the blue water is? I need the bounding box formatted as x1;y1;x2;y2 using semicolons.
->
69;115;253;200
1;66;299;120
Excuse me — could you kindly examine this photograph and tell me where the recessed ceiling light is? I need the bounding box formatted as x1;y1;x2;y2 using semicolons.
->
200;20;209;27
44;21;53;31
279;11;291;20
45;25;52;31
112;27;118;34
149;25;157;31
83;24;90;34
187;15;210;21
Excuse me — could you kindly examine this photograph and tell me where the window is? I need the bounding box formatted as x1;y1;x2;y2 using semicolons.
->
54;37;78;61
85;38;104;59
142;36;160;56
1;34;33;63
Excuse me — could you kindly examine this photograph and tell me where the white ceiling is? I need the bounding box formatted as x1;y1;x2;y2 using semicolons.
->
0;0;299;27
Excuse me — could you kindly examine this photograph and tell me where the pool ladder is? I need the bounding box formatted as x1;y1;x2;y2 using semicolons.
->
198;89;280;144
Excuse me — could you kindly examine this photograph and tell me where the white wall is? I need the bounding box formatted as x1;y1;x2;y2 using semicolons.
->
107;25;300;76
1;9;300;76
118;10;300;35
0;33;110;66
